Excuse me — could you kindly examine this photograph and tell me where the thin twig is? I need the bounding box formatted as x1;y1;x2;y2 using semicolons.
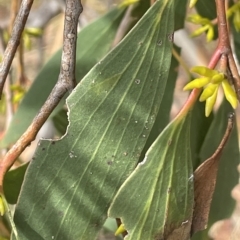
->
9;0;20;33
0;0;34;97
112;5;135;48
0;0;83;194
215;0;240;100
18;41;28;85
150;0;155;6
4;75;14;130
0;30;14;130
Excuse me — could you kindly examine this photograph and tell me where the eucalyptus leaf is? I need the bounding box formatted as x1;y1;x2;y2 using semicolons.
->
109;114;194;240
140;46;180;161
13;1;175;239
192;113;234;234
192;100;239;239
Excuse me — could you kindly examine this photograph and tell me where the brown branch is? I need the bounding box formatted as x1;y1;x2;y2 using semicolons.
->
0;0;34;97
17;40;28;85
0;0;83;194
215;0;240;100
9;0;20;33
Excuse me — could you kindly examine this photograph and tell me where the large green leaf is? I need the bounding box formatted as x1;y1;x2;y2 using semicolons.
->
192;100;239;239
109;113;193;240
13;1;175;239
1;7;125;148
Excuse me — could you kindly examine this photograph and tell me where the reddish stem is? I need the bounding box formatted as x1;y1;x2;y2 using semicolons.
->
176;49;221;119
177;0;240;119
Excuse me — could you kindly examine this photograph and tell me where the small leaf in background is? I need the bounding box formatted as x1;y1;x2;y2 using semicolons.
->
109;114;194;240
1;7;125;148
194;0;218;40
195;0;216;20
190;100;213;169
232;22;240;64
52;108;68;136
13;1;175;239
174;0;188;31
192;113;234;234
191;100;240;240
3;163;28;204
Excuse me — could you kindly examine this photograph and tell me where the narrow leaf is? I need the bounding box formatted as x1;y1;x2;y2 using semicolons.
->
192;113;234;234
192;100;239;239
13;1;175;239
109;114;194;240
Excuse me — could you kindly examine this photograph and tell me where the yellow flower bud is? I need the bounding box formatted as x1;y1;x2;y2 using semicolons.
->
191;25;209;38
119;0;139;8
199;83;218;102
222;80;238;109
24;27;43;37
23;33;32;50
115;223;126;236
205;86;218;117
189;0;198;8
191;66;218;77
211;73;225;84
183;77;210;90
187;15;210;25
0;196;5;216
206;25;214;42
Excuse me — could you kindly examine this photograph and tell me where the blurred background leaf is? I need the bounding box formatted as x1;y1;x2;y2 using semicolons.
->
4;163;29;204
